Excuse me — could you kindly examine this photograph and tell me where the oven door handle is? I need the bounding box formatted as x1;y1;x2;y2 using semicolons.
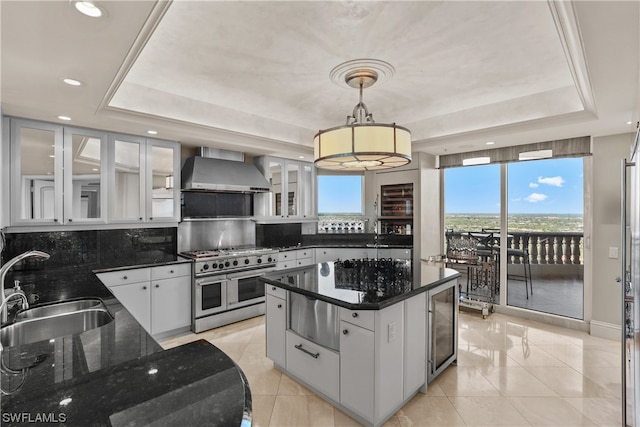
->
195;278;228;287
226;267;277;280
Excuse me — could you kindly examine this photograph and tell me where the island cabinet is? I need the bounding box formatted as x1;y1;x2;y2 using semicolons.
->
265;285;287;366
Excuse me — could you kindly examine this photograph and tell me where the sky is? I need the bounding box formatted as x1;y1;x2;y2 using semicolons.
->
445;157;584;215
318;175;363;214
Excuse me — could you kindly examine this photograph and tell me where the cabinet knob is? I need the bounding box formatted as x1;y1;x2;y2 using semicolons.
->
54;218;58;222
342;329;349;335
352;312;359;318
139;217;143;221
142;286;147;290
277;304;282;309
149;217;153;220
272;287;276;291
123;276;128;280
155;284;159;288
68;218;73;222
170;270;174;274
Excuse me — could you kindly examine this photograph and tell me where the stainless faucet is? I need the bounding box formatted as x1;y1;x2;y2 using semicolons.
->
0;292;29;351
0;251;49;320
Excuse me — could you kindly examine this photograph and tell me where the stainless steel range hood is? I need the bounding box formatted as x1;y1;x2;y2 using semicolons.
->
181;156;270;192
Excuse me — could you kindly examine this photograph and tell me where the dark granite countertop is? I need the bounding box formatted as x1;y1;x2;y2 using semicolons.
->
261;259;460;310
1;256;251;426
276;243;413;251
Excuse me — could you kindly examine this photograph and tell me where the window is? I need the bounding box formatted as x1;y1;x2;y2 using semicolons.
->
317;175;363;215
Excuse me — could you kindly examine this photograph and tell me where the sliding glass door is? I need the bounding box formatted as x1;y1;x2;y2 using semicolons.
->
506;157;584;319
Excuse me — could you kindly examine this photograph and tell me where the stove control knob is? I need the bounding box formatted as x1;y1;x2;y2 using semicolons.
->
211;263;217;269
233;260;238;266
219;264;224;269
225;261;230;267
257;258;263;264
244;259;250;265
267;257;273;262
203;264;209;270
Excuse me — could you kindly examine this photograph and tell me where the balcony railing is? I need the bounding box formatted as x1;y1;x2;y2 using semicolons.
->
445;231;584;265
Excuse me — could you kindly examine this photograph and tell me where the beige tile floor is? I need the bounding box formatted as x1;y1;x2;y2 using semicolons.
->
160;311;623;426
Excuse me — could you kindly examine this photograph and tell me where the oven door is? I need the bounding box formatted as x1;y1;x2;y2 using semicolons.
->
195;274;228;318
227;267;276;309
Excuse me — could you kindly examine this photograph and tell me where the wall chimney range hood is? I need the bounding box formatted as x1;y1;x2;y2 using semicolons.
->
181;156;271;193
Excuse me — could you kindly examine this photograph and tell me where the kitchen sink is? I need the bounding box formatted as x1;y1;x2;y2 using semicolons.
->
1;306;114;348
15;298;105;321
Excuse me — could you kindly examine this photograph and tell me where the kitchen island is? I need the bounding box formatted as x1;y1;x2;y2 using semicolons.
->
261;259;461;427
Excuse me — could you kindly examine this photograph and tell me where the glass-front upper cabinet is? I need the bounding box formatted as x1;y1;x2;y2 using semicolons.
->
10;119;108;226
63;127;108;224
109;133;145;222
300;163;315;218
10;118;63;225
108;134;180;223
146;138;180;222
286;162;299;217
253;156;316;220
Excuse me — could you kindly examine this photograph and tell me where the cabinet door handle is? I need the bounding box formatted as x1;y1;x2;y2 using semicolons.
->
342;329;349;335
352;312;359;318
294;344;319;359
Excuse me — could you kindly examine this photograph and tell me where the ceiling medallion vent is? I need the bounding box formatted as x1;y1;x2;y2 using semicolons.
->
314;60;411;171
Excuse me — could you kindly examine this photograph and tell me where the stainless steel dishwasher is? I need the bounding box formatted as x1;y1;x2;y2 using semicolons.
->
289;293;340;351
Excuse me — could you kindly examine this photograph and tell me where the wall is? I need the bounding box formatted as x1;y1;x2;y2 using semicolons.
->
590;132;635;338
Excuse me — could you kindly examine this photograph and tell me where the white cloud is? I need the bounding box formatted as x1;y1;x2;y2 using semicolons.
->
525;193;548;203
538;176;565;187
529;182;539;188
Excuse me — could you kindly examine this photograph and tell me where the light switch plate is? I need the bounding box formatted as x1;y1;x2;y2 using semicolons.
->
609;247;619;259
388;321;397;342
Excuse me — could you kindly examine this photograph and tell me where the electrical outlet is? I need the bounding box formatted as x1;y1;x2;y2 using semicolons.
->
388;321;397;342
609;247;619;259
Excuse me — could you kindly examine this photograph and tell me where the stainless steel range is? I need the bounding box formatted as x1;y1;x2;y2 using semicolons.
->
180;247;278;332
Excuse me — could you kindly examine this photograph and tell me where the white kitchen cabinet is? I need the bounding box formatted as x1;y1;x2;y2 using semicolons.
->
403;293;426;398
339;319;374;420
98;263;191;336
108;134;180;224
108;279;152;332
265;291;286;367
276;249;315;270
9;118;108;226
285;330;340;402
339;304;404;425
253;156;316;221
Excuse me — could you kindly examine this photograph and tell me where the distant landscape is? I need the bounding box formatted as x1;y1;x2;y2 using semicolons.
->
445;213;583;233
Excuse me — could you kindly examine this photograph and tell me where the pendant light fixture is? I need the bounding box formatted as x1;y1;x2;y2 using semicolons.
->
314;66;411;171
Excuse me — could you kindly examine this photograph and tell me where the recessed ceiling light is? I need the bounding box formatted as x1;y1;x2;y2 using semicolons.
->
486;141;495;145
627;121;633;125
147;130;158;135
58;115;72;121
73;1;104;18
63;78;83;86
298;156;305;159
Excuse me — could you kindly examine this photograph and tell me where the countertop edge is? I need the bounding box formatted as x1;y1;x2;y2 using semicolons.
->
260;267;461;310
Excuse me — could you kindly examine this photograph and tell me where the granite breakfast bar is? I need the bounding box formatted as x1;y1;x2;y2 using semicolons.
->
261;258;461;427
